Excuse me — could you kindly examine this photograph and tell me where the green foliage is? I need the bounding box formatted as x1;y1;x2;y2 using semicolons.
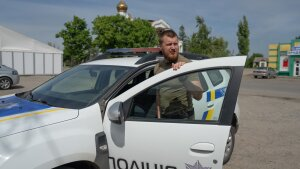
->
237;16;250;56
47;42;59;49
245;53;263;68
187;16;230;57
92;15;158;52
295;36;300;39
178;25;188;52
56;16;92;66
210;37;231;57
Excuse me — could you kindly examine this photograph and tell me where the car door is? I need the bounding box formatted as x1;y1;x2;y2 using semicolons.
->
103;56;246;169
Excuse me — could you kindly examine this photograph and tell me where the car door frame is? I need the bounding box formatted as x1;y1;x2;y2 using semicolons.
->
102;56;245;169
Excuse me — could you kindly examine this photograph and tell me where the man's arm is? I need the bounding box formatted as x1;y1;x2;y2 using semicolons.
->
172;61;203;100
156;90;161;119
183;80;203;100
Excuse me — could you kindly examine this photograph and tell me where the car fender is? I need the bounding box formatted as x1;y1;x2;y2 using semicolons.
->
0;103;104;169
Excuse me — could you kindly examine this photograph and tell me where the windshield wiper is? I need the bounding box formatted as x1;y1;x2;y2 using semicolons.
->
25;91;53;106
32;99;53;106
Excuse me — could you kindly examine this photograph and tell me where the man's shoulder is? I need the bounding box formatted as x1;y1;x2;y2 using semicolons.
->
154;60;165;74
178;54;191;63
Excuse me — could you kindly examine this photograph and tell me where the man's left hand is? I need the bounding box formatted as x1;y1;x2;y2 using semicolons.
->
172;62;185;70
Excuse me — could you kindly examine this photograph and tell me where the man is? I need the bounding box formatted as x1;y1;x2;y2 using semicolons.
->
155;29;203;119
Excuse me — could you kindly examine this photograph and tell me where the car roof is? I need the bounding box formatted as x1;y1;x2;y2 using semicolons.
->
86;50;209;67
83;57;141;67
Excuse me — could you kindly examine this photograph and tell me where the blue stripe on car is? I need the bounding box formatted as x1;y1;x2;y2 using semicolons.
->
202;111;208;120
0;96;50;117
206;87;227;102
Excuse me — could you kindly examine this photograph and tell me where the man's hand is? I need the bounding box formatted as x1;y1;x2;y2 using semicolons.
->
172;61;185;70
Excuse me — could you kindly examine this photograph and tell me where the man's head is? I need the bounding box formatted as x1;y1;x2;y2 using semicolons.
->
159;29;179;63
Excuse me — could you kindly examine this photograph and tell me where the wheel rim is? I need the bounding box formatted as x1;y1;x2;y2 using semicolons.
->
224;131;233;157
0;79;11;89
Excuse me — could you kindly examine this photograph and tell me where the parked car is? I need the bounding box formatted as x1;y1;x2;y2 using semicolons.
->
253;67;277;79
0;65;20;89
0;51;245;169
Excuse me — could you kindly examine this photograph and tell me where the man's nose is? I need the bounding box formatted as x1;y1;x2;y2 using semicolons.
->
170;44;176;49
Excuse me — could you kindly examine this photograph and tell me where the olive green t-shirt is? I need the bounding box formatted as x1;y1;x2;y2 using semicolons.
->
154;55;197;117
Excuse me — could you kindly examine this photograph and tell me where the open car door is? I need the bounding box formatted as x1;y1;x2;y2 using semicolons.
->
103;56;246;169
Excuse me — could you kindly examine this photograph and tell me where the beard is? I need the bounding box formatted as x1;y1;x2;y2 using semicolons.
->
163;51;178;63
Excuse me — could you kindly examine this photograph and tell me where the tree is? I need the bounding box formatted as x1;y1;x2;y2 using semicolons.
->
187;16;230;57
295;35;300;39
47;42;60;49
92;15;158;52
56;16;92;66
237;16;250;56
187;16;212;55
210;37;231;57
246;53;263;68
178;25;188;52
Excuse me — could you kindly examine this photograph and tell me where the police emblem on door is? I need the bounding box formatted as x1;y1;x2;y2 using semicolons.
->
185;161;211;169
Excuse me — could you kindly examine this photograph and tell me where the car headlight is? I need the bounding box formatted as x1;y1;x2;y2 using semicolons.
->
12;70;18;75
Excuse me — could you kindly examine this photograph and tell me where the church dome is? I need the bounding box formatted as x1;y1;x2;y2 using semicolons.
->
117;0;128;13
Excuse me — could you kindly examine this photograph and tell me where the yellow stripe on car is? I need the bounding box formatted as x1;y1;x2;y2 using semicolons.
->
206;108;214;120
0;108;65;123
210;90;216;101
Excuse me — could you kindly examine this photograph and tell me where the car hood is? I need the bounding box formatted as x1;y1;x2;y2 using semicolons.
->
0;95;79;138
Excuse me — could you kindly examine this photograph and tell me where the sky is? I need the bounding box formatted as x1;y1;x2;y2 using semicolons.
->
1;0;299;57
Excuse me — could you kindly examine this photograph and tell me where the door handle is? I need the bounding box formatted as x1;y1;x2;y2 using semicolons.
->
190;143;215;154
207;103;214;108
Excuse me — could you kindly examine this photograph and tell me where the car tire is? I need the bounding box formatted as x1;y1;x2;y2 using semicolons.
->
223;127;235;165
0;77;12;90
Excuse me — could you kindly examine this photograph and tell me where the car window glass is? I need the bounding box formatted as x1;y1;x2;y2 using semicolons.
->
198;72;208;92
127;68;231;122
28;65;130;109
207;69;223;87
116;68;154;96
51;69;99;93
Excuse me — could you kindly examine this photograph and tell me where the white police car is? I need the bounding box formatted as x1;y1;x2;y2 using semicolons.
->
0;51;245;169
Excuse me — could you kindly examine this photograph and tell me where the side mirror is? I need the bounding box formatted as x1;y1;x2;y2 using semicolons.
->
107;102;124;124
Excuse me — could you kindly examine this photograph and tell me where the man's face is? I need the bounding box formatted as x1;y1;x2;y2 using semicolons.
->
160;35;179;63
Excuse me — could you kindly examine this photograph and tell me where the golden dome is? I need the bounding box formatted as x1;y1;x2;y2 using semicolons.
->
117;0;128;12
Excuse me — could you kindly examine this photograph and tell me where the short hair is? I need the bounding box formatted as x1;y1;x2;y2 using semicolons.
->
158;29;178;45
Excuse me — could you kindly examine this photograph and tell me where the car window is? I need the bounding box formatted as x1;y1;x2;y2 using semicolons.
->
115;68;154;96
126;68;231;122
198;72;209;92
21;65;131;109
207;69;223;87
51;69;99;93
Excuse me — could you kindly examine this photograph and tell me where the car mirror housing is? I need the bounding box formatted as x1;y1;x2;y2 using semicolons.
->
107;102;124;124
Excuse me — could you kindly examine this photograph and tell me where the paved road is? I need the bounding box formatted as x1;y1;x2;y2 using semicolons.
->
224;73;300;169
241;74;300;99
0;75;53;96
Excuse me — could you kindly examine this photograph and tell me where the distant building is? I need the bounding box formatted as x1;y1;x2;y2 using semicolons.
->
253;57;268;68
0;25;63;75
268;39;300;77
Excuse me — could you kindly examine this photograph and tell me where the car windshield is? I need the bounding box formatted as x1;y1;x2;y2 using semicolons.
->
18;65;132;109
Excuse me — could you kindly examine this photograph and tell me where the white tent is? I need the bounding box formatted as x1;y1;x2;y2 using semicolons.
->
0;25;63;75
